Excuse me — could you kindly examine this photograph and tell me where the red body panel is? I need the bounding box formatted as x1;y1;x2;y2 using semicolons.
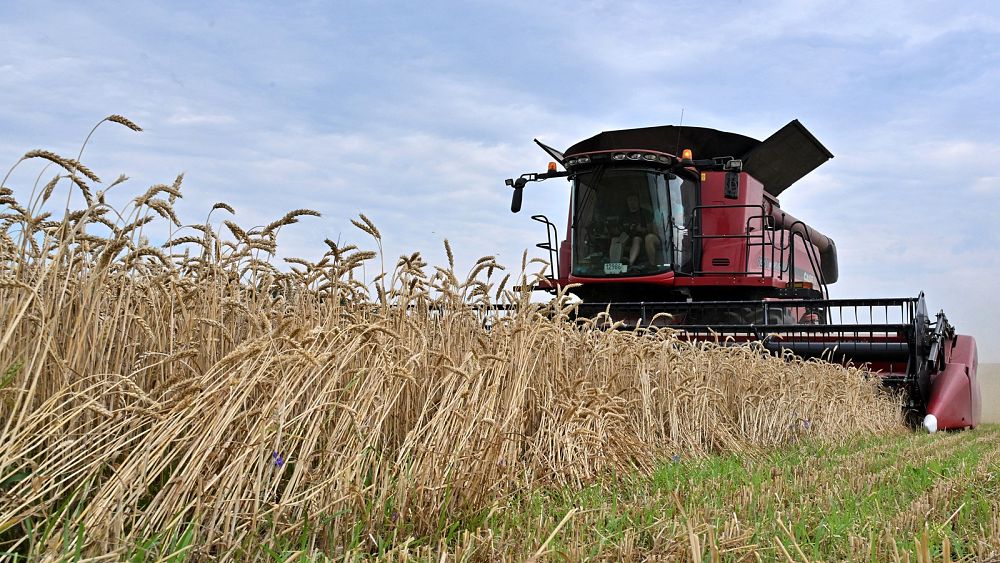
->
700;172;763;276
926;335;980;430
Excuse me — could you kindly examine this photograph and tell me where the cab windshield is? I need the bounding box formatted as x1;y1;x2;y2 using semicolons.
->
572;168;696;277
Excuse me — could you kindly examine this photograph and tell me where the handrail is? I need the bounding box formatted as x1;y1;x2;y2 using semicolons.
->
690;203;770;276
530;214;560;280
785;220;830;299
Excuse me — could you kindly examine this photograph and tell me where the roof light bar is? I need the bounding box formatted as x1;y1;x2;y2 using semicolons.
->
568;152;673;166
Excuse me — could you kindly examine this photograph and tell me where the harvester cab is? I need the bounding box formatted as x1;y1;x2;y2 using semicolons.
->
506;120;839;305
503;119;981;432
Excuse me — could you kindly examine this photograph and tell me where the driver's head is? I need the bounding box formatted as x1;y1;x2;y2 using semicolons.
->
626;194;640;211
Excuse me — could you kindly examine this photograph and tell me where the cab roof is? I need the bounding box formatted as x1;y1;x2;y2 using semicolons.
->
562;119;833;197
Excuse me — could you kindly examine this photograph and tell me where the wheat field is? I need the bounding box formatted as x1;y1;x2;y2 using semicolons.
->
0;116;907;559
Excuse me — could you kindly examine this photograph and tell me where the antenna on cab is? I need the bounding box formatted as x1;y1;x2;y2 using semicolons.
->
674;108;685;157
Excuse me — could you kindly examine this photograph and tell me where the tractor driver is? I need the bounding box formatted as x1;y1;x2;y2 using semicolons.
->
610;193;661;270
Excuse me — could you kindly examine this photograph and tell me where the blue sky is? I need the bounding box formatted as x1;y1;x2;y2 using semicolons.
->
3;1;1000;360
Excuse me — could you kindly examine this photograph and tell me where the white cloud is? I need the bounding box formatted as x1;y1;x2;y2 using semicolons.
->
973;176;1000;194
165;111;236;126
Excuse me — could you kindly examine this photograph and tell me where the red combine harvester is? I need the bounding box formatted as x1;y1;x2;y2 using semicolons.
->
505;120;981;432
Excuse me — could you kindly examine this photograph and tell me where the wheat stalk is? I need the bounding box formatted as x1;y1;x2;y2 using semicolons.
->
105;114;143;132
23;149;102;183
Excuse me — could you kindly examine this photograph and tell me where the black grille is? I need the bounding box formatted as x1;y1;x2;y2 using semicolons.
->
572;297;921;373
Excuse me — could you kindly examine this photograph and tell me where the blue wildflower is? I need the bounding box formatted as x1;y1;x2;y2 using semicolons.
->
272;451;285;467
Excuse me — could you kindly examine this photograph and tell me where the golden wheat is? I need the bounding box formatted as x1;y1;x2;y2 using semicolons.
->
105;114;144;132
0;119;908;559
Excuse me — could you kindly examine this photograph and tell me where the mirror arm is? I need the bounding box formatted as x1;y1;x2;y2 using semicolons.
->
504;170;570;213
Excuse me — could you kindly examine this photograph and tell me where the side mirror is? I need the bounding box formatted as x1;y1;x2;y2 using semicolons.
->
507;177;528;213
511;187;524;213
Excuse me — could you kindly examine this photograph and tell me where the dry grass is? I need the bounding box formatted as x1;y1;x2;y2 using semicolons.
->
0;117;904;559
